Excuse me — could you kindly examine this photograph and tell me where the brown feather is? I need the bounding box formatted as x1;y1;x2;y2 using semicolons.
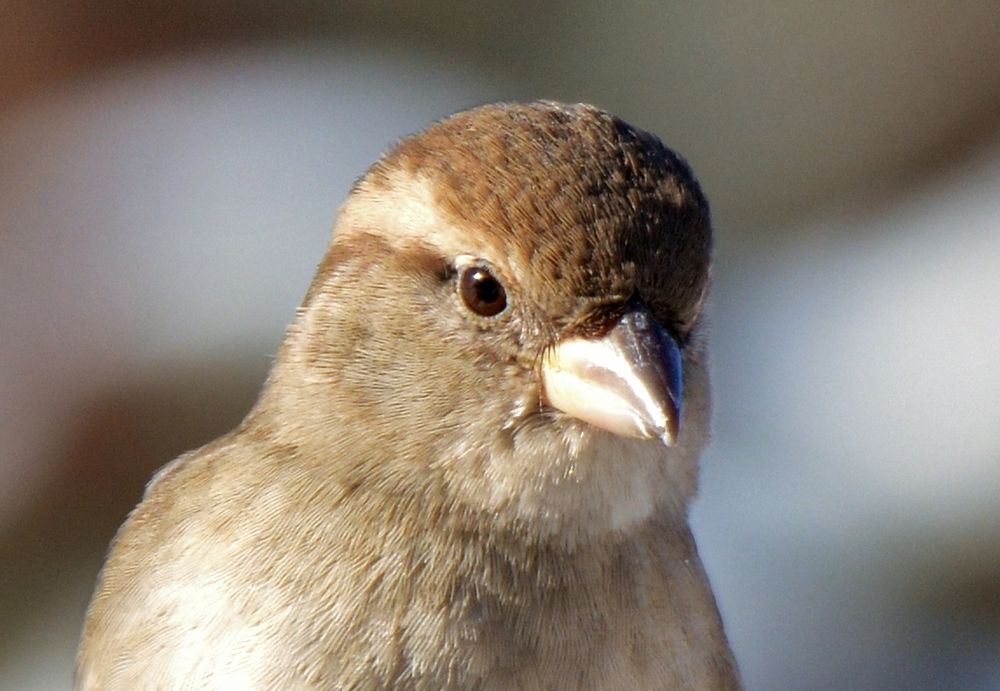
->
77;101;738;689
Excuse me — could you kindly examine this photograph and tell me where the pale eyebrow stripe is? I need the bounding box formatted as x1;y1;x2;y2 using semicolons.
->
337;170;479;260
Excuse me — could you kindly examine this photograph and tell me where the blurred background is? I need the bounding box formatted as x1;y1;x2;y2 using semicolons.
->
2;2;999;688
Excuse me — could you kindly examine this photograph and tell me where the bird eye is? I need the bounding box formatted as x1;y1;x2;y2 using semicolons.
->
459;265;507;317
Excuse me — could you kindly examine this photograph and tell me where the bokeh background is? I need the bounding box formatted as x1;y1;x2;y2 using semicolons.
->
3;3;999;689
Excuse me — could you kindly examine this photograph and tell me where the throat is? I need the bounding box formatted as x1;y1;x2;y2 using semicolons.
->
449;424;689;544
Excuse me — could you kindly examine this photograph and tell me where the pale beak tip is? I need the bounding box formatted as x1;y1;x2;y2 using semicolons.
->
659;416;679;447
644;399;679;447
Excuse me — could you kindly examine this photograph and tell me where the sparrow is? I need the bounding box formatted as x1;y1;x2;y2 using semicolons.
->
77;101;739;689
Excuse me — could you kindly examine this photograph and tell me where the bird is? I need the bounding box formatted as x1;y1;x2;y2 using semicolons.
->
77;101;739;689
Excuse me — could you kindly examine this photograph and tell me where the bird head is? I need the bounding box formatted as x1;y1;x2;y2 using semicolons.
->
259;102;712;541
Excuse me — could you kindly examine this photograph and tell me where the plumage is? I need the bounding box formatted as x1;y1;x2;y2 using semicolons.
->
78;101;738;689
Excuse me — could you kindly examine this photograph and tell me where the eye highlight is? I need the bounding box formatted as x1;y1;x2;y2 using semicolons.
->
459;265;507;317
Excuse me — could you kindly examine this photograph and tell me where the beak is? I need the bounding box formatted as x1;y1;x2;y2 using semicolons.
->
540;305;683;446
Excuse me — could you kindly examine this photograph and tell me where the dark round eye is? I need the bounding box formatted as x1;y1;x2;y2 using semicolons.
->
459;265;507;317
